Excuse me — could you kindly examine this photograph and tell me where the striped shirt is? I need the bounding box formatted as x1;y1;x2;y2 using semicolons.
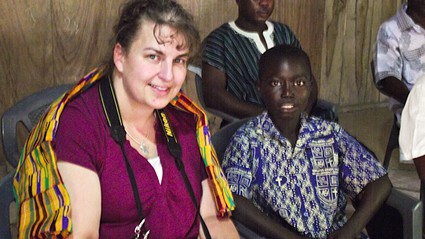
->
202;21;301;106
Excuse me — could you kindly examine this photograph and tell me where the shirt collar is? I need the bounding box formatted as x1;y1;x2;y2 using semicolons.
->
258;111;310;141
397;3;417;31
228;21;275;53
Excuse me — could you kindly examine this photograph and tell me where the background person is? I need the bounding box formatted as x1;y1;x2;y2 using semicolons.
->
399;75;425;180
373;0;425;126
201;0;318;126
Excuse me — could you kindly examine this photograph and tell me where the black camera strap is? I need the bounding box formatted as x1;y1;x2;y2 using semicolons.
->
156;109;211;239
99;77;148;238
99;77;210;239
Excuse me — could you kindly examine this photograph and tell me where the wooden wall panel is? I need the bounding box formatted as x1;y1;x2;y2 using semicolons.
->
0;0;407;171
0;1;52;110
272;0;325;91
320;0;402;106
51;1;125;83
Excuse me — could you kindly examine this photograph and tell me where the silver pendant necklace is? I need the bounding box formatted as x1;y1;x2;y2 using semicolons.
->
126;131;149;156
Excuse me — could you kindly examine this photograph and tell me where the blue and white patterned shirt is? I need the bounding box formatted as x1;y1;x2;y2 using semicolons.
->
222;112;387;238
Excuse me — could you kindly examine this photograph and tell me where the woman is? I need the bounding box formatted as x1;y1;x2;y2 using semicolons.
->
13;0;238;238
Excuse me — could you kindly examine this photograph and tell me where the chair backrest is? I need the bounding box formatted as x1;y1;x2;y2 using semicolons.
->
187;64;240;123
0;172;15;239
1;84;72;168
367;188;423;239
211;117;262;238
389;189;423;239
211;118;250;163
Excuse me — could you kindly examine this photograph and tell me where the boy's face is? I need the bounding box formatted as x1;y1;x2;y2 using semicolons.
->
258;56;311;121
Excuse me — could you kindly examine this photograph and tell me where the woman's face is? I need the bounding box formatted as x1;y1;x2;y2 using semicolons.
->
113;20;189;110
258;56;311;122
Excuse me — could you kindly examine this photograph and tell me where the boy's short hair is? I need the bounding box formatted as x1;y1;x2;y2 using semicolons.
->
258;44;312;80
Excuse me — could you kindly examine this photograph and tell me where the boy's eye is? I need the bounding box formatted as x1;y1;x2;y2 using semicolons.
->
270;80;281;87
294;79;306;86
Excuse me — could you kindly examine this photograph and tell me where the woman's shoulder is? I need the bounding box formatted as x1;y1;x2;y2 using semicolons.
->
63;82;102;117
58;82;106;134
165;105;197;129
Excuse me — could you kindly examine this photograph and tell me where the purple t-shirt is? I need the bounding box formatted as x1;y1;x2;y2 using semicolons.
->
55;83;207;239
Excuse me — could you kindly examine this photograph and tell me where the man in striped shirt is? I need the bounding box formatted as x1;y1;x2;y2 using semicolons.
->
201;0;317;126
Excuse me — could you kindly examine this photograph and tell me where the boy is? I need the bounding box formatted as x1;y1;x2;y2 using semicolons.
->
222;45;392;239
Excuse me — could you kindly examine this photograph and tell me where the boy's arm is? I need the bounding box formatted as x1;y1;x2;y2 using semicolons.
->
328;175;392;239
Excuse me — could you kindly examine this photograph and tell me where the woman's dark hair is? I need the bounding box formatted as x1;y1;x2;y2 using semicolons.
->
104;0;200;76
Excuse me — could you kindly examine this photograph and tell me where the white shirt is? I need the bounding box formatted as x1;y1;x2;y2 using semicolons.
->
399;75;425;161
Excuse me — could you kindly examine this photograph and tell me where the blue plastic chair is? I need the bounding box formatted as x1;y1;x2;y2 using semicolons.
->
1;84;72;168
0;84;72;238
0;172;14;239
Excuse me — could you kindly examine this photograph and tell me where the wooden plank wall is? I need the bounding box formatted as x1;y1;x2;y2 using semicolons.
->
321;0;403;107
0;0;402;169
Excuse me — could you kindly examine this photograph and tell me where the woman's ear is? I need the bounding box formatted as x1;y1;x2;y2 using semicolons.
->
113;43;125;73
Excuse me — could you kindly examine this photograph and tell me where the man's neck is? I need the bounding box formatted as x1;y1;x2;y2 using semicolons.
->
407;5;425;29
234;18;268;34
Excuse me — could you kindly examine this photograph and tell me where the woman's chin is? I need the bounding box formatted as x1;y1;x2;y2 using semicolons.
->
150;99;172;110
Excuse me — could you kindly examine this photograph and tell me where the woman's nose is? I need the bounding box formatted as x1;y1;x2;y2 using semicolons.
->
158;61;173;81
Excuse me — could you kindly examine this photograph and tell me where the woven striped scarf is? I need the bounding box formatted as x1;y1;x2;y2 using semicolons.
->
13;68;234;238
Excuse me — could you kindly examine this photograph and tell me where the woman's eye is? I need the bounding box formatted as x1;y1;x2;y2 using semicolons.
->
174;57;187;65
148;54;161;62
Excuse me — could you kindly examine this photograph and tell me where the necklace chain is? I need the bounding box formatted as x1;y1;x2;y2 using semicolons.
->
125;114;156;157
126;131;149;156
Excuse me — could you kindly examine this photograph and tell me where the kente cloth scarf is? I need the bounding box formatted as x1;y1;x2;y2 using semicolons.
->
13;68;235;239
